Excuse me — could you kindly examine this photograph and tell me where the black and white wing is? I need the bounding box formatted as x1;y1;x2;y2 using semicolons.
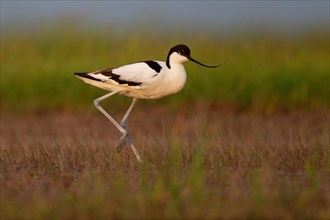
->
74;61;164;87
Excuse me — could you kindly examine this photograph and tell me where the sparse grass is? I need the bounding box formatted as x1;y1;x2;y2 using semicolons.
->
1;109;329;219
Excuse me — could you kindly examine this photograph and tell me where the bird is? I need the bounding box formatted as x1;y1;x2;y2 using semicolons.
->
74;44;220;163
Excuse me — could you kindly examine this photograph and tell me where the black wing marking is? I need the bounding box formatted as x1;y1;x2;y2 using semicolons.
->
74;72;102;82
74;69;142;86
144;61;162;73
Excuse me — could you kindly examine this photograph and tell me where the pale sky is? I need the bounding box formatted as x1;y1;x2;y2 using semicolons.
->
1;1;329;33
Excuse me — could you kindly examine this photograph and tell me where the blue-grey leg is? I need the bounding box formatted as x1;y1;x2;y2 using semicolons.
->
120;98;138;129
116;98;137;152
94;92;142;163
94;91;125;133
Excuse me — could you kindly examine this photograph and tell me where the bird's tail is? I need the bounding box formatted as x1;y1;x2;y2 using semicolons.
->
74;72;87;77
74;72;102;82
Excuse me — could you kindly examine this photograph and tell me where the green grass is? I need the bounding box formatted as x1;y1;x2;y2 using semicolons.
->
1;24;329;113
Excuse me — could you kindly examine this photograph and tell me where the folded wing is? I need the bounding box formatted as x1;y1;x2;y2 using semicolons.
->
75;61;163;87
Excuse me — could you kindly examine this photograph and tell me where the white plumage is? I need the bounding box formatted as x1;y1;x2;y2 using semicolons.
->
77;61;187;99
74;44;220;162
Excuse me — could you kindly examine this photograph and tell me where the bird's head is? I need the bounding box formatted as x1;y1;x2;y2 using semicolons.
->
166;44;221;69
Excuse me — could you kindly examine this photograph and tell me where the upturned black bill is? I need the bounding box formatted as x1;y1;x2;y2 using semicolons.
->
189;57;221;68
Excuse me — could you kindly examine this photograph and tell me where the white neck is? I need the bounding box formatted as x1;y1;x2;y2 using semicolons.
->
166;52;188;68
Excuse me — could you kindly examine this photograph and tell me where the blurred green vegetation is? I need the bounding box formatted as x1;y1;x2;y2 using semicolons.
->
1;24;329;113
